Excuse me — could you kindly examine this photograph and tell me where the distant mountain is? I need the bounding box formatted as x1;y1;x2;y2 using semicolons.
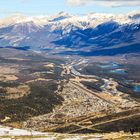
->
0;11;140;56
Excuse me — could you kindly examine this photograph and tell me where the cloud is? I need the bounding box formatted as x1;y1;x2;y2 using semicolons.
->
66;0;140;7
66;0;93;6
101;1;140;7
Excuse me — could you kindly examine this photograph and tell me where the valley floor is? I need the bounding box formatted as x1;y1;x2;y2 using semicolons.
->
0;49;139;137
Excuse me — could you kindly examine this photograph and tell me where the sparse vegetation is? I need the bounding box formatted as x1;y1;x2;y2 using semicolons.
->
0;52;139;135
0;81;64;122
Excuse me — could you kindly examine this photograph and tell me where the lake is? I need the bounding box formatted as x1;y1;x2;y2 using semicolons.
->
98;62;119;69
134;85;140;93
109;69;127;74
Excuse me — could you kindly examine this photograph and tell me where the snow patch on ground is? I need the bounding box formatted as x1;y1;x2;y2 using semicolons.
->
0;125;47;136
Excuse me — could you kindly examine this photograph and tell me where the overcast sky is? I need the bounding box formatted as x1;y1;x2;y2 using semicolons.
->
0;0;140;18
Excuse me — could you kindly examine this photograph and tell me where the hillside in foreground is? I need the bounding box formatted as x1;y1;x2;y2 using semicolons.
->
0;125;140;140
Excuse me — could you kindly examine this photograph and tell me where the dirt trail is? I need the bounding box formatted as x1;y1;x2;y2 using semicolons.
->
69;112;140;133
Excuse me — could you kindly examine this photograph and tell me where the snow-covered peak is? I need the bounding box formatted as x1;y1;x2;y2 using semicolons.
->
48;12;72;22
127;10;140;24
127;10;140;17
0;14;25;27
0;14;50;28
57;11;71;17
0;11;140;29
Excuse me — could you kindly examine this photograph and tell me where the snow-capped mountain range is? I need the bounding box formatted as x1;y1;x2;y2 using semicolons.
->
0;11;140;56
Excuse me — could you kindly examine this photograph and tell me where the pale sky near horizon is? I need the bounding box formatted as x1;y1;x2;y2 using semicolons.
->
0;0;140;18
